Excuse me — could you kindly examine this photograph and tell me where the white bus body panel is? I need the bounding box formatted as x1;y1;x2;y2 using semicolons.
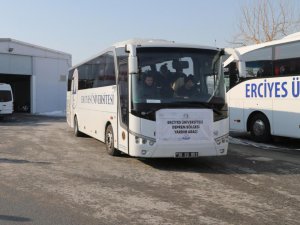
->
271;76;300;138
128;109;228;158
0;83;13;116
228;76;300;138
66;91;71;126
72;86;118;143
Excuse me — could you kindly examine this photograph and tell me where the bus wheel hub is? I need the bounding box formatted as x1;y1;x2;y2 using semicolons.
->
253;119;265;136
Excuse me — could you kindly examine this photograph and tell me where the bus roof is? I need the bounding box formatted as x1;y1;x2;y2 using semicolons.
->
228;32;300;56
224;32;300;67
71;39;221;70
112;38;220;51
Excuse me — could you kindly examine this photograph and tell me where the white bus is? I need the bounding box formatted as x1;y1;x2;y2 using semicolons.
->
67;39;229;157
224;33;300;142
0;83;13;117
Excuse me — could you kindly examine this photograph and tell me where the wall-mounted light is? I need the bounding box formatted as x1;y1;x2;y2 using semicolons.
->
8;47;14;52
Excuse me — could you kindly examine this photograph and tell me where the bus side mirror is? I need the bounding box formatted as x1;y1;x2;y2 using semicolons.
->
220;49;225;56
128;56;138;74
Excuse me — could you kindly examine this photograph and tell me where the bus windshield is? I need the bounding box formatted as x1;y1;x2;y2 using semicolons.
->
132;47;225;117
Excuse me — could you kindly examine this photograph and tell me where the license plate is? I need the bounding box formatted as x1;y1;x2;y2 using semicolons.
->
175;152;198;158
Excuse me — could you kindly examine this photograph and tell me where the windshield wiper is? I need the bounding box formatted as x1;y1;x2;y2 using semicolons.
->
139;105;165;116
137;102;193;116
133;101;224;117
173;101;223;115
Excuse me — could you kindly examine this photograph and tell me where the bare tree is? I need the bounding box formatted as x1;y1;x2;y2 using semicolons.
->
231;0;300;46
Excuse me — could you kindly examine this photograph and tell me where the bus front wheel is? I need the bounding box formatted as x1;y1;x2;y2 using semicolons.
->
250;113;271;143
105;125;120;156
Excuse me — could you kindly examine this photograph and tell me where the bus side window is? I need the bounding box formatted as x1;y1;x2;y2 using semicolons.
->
104;52;116;86
92;55;105;88
245;60;272;78
273;58;300;77
274;41;300;76
78;64;88;90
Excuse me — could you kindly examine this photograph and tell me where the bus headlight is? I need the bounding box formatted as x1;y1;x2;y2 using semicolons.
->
135;135;155;146
135;136;141;144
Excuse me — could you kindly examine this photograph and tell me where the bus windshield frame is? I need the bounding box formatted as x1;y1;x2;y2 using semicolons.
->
131;47;226;120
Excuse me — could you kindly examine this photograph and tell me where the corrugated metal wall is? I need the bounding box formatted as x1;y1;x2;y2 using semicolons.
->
0;53;32;75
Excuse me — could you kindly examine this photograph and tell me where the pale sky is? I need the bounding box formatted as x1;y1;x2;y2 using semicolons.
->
0;0;297;65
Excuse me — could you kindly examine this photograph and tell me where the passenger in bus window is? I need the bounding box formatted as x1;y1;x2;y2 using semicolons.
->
274;65;280;76
139;73;158;99
157;64;174;98
257;67;264;77
157;63;172;87
176;75;199;98
172;59;187;79
280;65;287;75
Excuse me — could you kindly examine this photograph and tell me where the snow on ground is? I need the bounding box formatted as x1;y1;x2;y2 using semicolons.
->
229;136;282;150
229;136;300;151
246;156;274;162
23;112;300;151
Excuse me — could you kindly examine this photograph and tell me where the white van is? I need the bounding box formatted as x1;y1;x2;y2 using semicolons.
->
0;83;14;117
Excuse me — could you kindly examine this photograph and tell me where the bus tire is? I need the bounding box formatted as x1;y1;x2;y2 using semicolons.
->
105;124;120;156
74;116;83;137
250;113;271;143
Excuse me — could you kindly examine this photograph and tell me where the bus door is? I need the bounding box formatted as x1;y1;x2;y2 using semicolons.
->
117;63;129;153
227;61;245;131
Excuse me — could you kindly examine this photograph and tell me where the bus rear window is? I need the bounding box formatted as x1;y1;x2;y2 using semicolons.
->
0;91;12;102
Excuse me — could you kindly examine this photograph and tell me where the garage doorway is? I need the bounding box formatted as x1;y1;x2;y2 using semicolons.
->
0;74;31;113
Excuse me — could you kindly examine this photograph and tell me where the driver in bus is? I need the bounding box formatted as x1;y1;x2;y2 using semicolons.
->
139;72;158;99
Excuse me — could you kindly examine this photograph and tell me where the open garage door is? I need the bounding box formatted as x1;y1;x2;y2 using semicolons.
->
0;74;31;113
0;53;32;113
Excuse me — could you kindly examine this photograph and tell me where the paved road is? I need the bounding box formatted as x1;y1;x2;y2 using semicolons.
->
0;115;300;225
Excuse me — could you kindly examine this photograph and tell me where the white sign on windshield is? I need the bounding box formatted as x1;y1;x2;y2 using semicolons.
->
156;109;213;143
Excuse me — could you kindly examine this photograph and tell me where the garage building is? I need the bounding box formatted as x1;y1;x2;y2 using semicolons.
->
0;38;71;114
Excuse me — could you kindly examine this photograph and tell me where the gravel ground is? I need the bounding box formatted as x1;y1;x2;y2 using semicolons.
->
0;114;300;225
